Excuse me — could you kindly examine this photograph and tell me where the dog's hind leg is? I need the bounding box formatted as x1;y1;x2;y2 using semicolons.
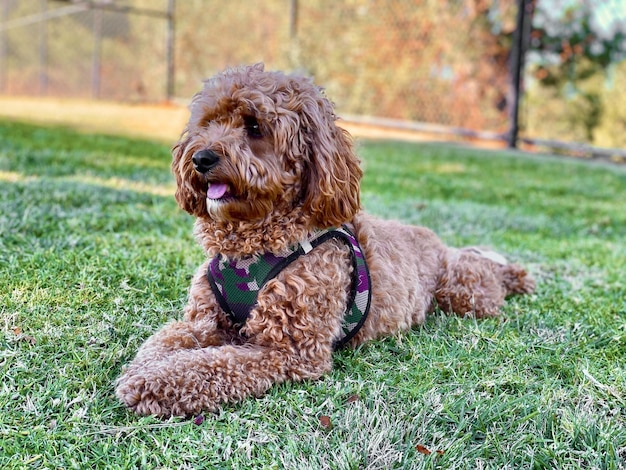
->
434;248;534;318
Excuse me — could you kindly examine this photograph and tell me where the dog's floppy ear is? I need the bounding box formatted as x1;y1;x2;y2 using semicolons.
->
171;135;204;216
302;94;362;228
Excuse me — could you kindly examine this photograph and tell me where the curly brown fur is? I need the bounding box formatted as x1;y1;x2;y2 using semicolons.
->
116;63;535;417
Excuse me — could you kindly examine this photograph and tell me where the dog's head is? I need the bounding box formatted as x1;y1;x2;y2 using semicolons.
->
172;63;362;229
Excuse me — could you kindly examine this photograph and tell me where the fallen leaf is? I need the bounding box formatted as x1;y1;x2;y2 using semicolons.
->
12;327;36;344
18;335;36;345
436;450;445;456
416;444;432;455
319;415;332;430
346;394;360;404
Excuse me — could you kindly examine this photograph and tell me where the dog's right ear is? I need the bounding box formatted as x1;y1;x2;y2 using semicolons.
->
171;136;204;216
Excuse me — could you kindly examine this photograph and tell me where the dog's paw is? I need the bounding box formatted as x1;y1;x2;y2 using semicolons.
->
115;365;197;418
502;263;536;295
116;372;170;417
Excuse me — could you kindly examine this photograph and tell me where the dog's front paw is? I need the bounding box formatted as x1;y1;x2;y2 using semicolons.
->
115;365;200;418
116;371;170;417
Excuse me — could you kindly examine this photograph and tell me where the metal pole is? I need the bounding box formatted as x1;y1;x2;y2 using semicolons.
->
39;0;48;95
165;0;175;101
92;6;102;99
507;0;529;148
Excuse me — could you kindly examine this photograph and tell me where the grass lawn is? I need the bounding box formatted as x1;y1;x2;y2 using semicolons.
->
1;119;625;469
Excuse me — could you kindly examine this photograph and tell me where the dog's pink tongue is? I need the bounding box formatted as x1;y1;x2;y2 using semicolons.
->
207;183;229;200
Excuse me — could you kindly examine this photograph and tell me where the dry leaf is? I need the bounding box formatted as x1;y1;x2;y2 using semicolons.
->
416;444;432;455
24;335;36;345
15;332;36;345
319;415;332;430
416;444;445;456
13;327;22;335
346;394;360;404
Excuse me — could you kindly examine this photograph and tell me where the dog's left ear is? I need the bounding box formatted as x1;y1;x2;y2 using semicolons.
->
302;96;363;228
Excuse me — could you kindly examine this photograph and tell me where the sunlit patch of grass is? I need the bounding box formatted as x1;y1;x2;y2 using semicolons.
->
0;170;28;183
0;97;189;143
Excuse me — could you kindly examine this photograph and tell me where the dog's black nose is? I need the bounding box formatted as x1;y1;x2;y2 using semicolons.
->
192;149;220;173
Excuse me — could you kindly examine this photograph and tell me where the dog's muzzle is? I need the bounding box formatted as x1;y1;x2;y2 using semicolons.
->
192;149;220;173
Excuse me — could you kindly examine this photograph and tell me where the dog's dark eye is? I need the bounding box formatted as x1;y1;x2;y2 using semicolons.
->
243;116;262;138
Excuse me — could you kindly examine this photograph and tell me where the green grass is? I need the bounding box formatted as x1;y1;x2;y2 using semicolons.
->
1;120;625;469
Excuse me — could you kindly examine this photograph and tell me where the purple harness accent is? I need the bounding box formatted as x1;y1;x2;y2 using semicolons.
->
207;226;371;349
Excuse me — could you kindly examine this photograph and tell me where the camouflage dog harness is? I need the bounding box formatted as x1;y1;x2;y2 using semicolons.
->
207;226;371;349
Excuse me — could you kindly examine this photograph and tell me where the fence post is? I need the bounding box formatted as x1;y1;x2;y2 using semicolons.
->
290;0;298;39
166;0;175;101
0;0;7;93
39;0;48;95
92;6;103;99
508;0;532;148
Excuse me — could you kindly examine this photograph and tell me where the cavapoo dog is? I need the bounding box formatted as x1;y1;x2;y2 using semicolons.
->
116;63;535;417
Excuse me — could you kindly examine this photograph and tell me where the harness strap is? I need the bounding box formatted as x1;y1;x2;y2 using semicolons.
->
207;226;371;349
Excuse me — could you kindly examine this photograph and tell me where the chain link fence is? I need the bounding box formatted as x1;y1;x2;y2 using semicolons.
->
1;0;625;155
0;0;171;101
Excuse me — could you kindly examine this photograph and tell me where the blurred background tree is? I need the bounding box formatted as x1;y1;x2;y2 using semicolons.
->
525;0;626;147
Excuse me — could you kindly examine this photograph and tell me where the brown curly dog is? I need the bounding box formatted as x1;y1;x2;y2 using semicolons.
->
116;63;535;417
